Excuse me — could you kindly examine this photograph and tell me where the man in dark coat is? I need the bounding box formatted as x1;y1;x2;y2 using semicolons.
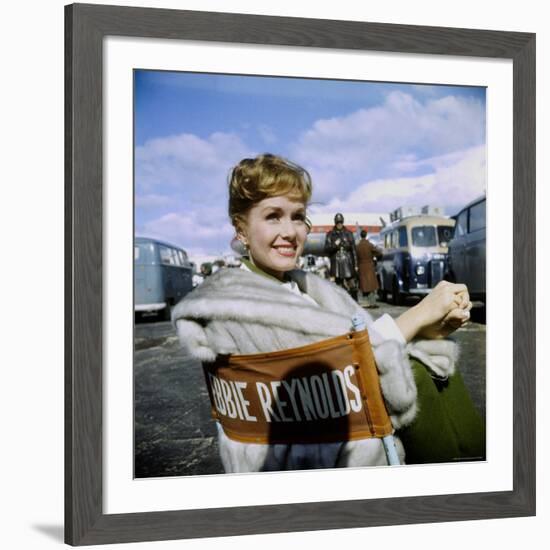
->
324;213;358;300
356;229;383;307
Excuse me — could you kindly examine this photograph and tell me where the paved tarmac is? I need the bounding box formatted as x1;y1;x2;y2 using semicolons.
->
134;296;486;478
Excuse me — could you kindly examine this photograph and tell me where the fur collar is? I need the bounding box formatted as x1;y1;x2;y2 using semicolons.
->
171;267;368;341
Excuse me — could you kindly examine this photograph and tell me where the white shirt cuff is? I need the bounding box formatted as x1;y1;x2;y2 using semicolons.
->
371;313;406;345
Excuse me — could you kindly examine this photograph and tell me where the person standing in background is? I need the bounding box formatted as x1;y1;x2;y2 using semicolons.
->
324;213;359;300
357;229;383;308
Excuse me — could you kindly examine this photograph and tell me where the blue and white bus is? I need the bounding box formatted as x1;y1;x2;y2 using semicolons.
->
376;213;455;305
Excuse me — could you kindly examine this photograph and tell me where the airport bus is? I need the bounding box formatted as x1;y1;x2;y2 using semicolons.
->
376;211;455;305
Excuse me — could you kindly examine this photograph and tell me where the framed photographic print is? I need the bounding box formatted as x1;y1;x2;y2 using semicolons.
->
65;3;535;545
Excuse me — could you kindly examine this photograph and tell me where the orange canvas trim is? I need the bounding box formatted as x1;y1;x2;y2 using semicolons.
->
202;330;393;444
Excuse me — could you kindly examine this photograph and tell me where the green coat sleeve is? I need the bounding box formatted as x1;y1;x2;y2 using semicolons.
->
396;359;486;464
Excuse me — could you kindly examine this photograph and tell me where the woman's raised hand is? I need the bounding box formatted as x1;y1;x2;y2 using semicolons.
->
395;280;472;342
416;281;472;339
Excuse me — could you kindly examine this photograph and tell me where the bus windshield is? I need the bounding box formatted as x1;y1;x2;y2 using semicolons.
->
411;226;437;247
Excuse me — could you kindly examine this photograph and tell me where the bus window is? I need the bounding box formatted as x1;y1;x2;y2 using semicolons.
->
134;242;150;263
456;210;468;236
170;248;182;266
178;249;190;266
438;226;454;246
411;226;437;247
159;245;176;265
469;201;486;232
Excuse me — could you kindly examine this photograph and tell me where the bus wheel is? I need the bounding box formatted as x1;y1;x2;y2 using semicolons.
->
376;276;387;302
160;304;172;322
391;277;404;306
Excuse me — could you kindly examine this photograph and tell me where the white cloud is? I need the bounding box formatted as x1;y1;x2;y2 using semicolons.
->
135;131;254;197
137;210;236;260
291;91;485;206
135;131;254;258
316;145;486;216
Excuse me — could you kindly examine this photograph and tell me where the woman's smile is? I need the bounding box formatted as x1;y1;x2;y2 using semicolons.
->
273;243;297;257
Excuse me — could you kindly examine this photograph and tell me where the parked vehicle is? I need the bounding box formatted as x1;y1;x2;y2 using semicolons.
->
134;237;194;319
376;213;455;305
445;196;486;303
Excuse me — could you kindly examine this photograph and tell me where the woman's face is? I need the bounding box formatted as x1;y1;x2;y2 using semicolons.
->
239;195;308;280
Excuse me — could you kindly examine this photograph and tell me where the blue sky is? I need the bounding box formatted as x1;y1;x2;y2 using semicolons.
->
135;70;486;259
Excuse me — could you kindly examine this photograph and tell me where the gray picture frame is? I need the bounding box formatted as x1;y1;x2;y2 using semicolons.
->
65;3;536;546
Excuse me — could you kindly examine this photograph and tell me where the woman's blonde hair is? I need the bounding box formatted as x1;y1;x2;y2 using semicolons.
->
228;154;312;231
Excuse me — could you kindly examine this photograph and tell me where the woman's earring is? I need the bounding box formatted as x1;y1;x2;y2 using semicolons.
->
239;237;249;252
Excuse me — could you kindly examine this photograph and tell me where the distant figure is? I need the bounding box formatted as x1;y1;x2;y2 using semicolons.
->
357;229;383;308
200;262;213;277
212;259;226;274
324;213;358;300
